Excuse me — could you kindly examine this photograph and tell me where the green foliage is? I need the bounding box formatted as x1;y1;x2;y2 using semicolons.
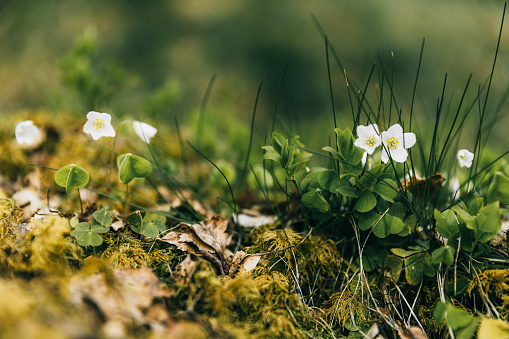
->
54;164;89;194
487;172;509;205
70;221;108;247
59;27;130;108
262;132;312;180
434;302;479;339
323;127;364;175
117;153;153;184
127;210;166;238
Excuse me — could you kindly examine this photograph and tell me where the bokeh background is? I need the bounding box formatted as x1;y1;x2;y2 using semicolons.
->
1;0;509;149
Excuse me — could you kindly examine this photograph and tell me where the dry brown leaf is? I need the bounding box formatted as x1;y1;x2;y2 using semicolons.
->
69;266;173;333
233;209;277;228
176;254;199;285
239;255;261;274
110;220;126;231
186;216;232;257
398;327;428;339
228;250;261;277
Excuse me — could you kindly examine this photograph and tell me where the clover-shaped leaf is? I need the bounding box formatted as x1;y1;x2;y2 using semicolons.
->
93;207;116;227
126;210;145;228
131;221;160;238
117;153;153;184
54;164;89;194
70;221;107;247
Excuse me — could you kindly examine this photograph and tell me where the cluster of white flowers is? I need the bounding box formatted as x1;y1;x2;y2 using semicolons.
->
355;123;416;163
354;123;474;168
82;111;157;144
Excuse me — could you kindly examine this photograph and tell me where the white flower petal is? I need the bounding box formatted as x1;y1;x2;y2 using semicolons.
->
133;121;157;143
15;120;42;146
387;124;403;140
457;149;474;168
381;149;390;163
403;133;416;149
391;147;408;163
83;111;115;140
355;123;380;154
361;152;368;167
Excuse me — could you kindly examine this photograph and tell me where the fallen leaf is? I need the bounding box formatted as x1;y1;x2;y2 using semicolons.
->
186;216;232;258
397;326;428;339
228;250;261;277
233;209;277;227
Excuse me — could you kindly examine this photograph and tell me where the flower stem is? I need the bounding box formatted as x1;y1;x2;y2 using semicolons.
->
123;183;129;216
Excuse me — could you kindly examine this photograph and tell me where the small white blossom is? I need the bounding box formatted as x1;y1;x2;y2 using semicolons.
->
457;149;474;168
83;111;115;140
354;124;381;155
132;121;157;144
15;120;43;147
381;123;416;163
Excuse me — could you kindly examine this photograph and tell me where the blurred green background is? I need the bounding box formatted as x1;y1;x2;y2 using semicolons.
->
1;0;509;149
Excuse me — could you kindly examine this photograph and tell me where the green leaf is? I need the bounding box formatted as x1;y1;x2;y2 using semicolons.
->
447;306;479;339
358;164;384;188
301;190;329;212
487;172;509;205
432;245;455;265
131;221;160;237
384;255;403;282
318;169;342;192
434;301;449;326
447;276;470;297
70;215;80;228
355;191;377;213
435;209;460;239
93;207;114;227
405;252;432;285
358;210;379;231
145;212;167;232
390;248;420;258
70;222;91;237
262;151;283;166
336;185;359;198
388;202;405;220
372;214;405;238
469;197;484;215
117;153;153;184
476;201;503;243
126;210;145;228
54;164;89;194
271;132;286;155
336;127;354;160
90;220;109;233
373;179;398;203
451;205;477;232
75;232;104;247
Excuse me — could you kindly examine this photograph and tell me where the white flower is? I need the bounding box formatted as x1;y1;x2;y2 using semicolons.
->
15;120;43;146
381;123;416;163
132;121;157;144
354;124;381;155
457;149;474;168
83;111;116;140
